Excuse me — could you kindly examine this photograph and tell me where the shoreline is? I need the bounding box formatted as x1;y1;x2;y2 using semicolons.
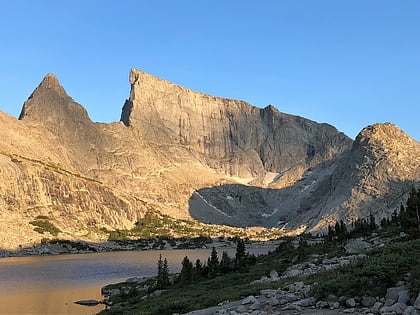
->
0;237;282;259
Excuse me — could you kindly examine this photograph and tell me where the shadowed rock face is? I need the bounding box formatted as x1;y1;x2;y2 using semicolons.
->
1;69;418;248
121;69;352;178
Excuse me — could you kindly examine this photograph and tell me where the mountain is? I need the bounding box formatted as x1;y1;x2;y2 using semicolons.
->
0;69;418;249
192;122;420;231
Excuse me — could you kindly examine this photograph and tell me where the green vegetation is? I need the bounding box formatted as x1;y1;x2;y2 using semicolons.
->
310;239;420;299
29;217;61;236
101;188;420;315
156;254;170;289
101;241;291;315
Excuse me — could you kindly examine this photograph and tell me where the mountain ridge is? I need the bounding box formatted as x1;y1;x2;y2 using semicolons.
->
0;69;418;249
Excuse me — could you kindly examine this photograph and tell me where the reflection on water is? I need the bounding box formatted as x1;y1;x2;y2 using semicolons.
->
0;246;271;314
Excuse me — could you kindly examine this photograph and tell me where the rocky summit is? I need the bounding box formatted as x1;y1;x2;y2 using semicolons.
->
0;69;419;249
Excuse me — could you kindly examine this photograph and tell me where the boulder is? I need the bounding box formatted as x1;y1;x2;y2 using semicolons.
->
344;238;371;254
398;289;410;304
242;295;257;305
346;298;356;307
328;301;340;309
404;306;419;315
293;297;316;307
249;301;261;310
361;296;376;307
270;270;279;280
269;297;280;306
391;302;408;314
370;301;383;314
386;286;406;304
316;301;329;308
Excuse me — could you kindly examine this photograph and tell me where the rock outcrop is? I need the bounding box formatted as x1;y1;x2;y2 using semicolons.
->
121;69;352;178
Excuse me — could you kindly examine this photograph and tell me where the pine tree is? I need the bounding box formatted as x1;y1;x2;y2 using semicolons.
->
220;251;232;273
156;254;170;289
235;238;246;269
194;259;203;277
404;188;420;237
162;258;169;288
208;247;219;277
179;256;193;285
369;213;377;231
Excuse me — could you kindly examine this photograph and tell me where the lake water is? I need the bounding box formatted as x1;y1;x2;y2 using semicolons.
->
0;246;272;315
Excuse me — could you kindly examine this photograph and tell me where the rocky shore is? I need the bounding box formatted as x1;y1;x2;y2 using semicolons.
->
0;238;279;258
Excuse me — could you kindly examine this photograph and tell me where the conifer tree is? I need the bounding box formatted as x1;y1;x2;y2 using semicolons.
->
220;251;232;273
235;238;246;269
179;256;193;285
156;254;170;289
208;247;219;277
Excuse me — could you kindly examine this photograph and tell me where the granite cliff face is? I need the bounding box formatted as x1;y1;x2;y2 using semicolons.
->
121;69;352;179
0;69;418;249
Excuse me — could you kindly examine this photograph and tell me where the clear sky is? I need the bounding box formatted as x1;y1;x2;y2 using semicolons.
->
0;1;419;140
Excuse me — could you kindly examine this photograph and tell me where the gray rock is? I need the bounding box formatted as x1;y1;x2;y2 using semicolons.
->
346;298;356;307
371;301;383;313
345;238;371;254
316;301;329;308
415;293;420;309
268;297;279;306
242;295;257;305
293;297;316;307
328;301;340;309
398;289;410;305
404;306;417;315
235;305;248;312
260;289;276;298
361;296;376;307
386;286;406;304
283;293;299;302
391;302;408;314
269;270;279;280
249;301;261;310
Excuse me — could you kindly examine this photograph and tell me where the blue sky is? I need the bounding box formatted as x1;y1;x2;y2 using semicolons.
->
0;1;419;140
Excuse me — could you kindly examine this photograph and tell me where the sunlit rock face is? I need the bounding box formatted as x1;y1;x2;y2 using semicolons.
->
121;69;352;178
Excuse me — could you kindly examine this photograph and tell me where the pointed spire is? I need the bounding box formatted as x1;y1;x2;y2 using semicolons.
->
36;73;67;96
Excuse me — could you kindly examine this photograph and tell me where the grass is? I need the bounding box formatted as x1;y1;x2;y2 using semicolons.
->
29;218;61;236
308;238;420;299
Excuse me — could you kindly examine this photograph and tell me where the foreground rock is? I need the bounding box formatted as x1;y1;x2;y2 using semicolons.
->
182;280;420;315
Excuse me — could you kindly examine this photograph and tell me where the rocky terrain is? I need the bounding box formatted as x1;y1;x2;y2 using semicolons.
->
99;229;420;315
0;69;419;249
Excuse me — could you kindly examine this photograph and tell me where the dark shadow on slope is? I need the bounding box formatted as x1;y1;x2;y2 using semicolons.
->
188;177;420;232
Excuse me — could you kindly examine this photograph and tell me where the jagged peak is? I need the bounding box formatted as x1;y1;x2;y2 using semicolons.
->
34;73;67;97
19;73;90;124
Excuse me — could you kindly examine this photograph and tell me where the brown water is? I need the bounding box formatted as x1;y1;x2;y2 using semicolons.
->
0;246;271;315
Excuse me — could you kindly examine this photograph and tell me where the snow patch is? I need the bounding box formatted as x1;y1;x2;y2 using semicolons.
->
302;179;317;191
226;195;234;200
261;208;278;218
195;192;232;218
